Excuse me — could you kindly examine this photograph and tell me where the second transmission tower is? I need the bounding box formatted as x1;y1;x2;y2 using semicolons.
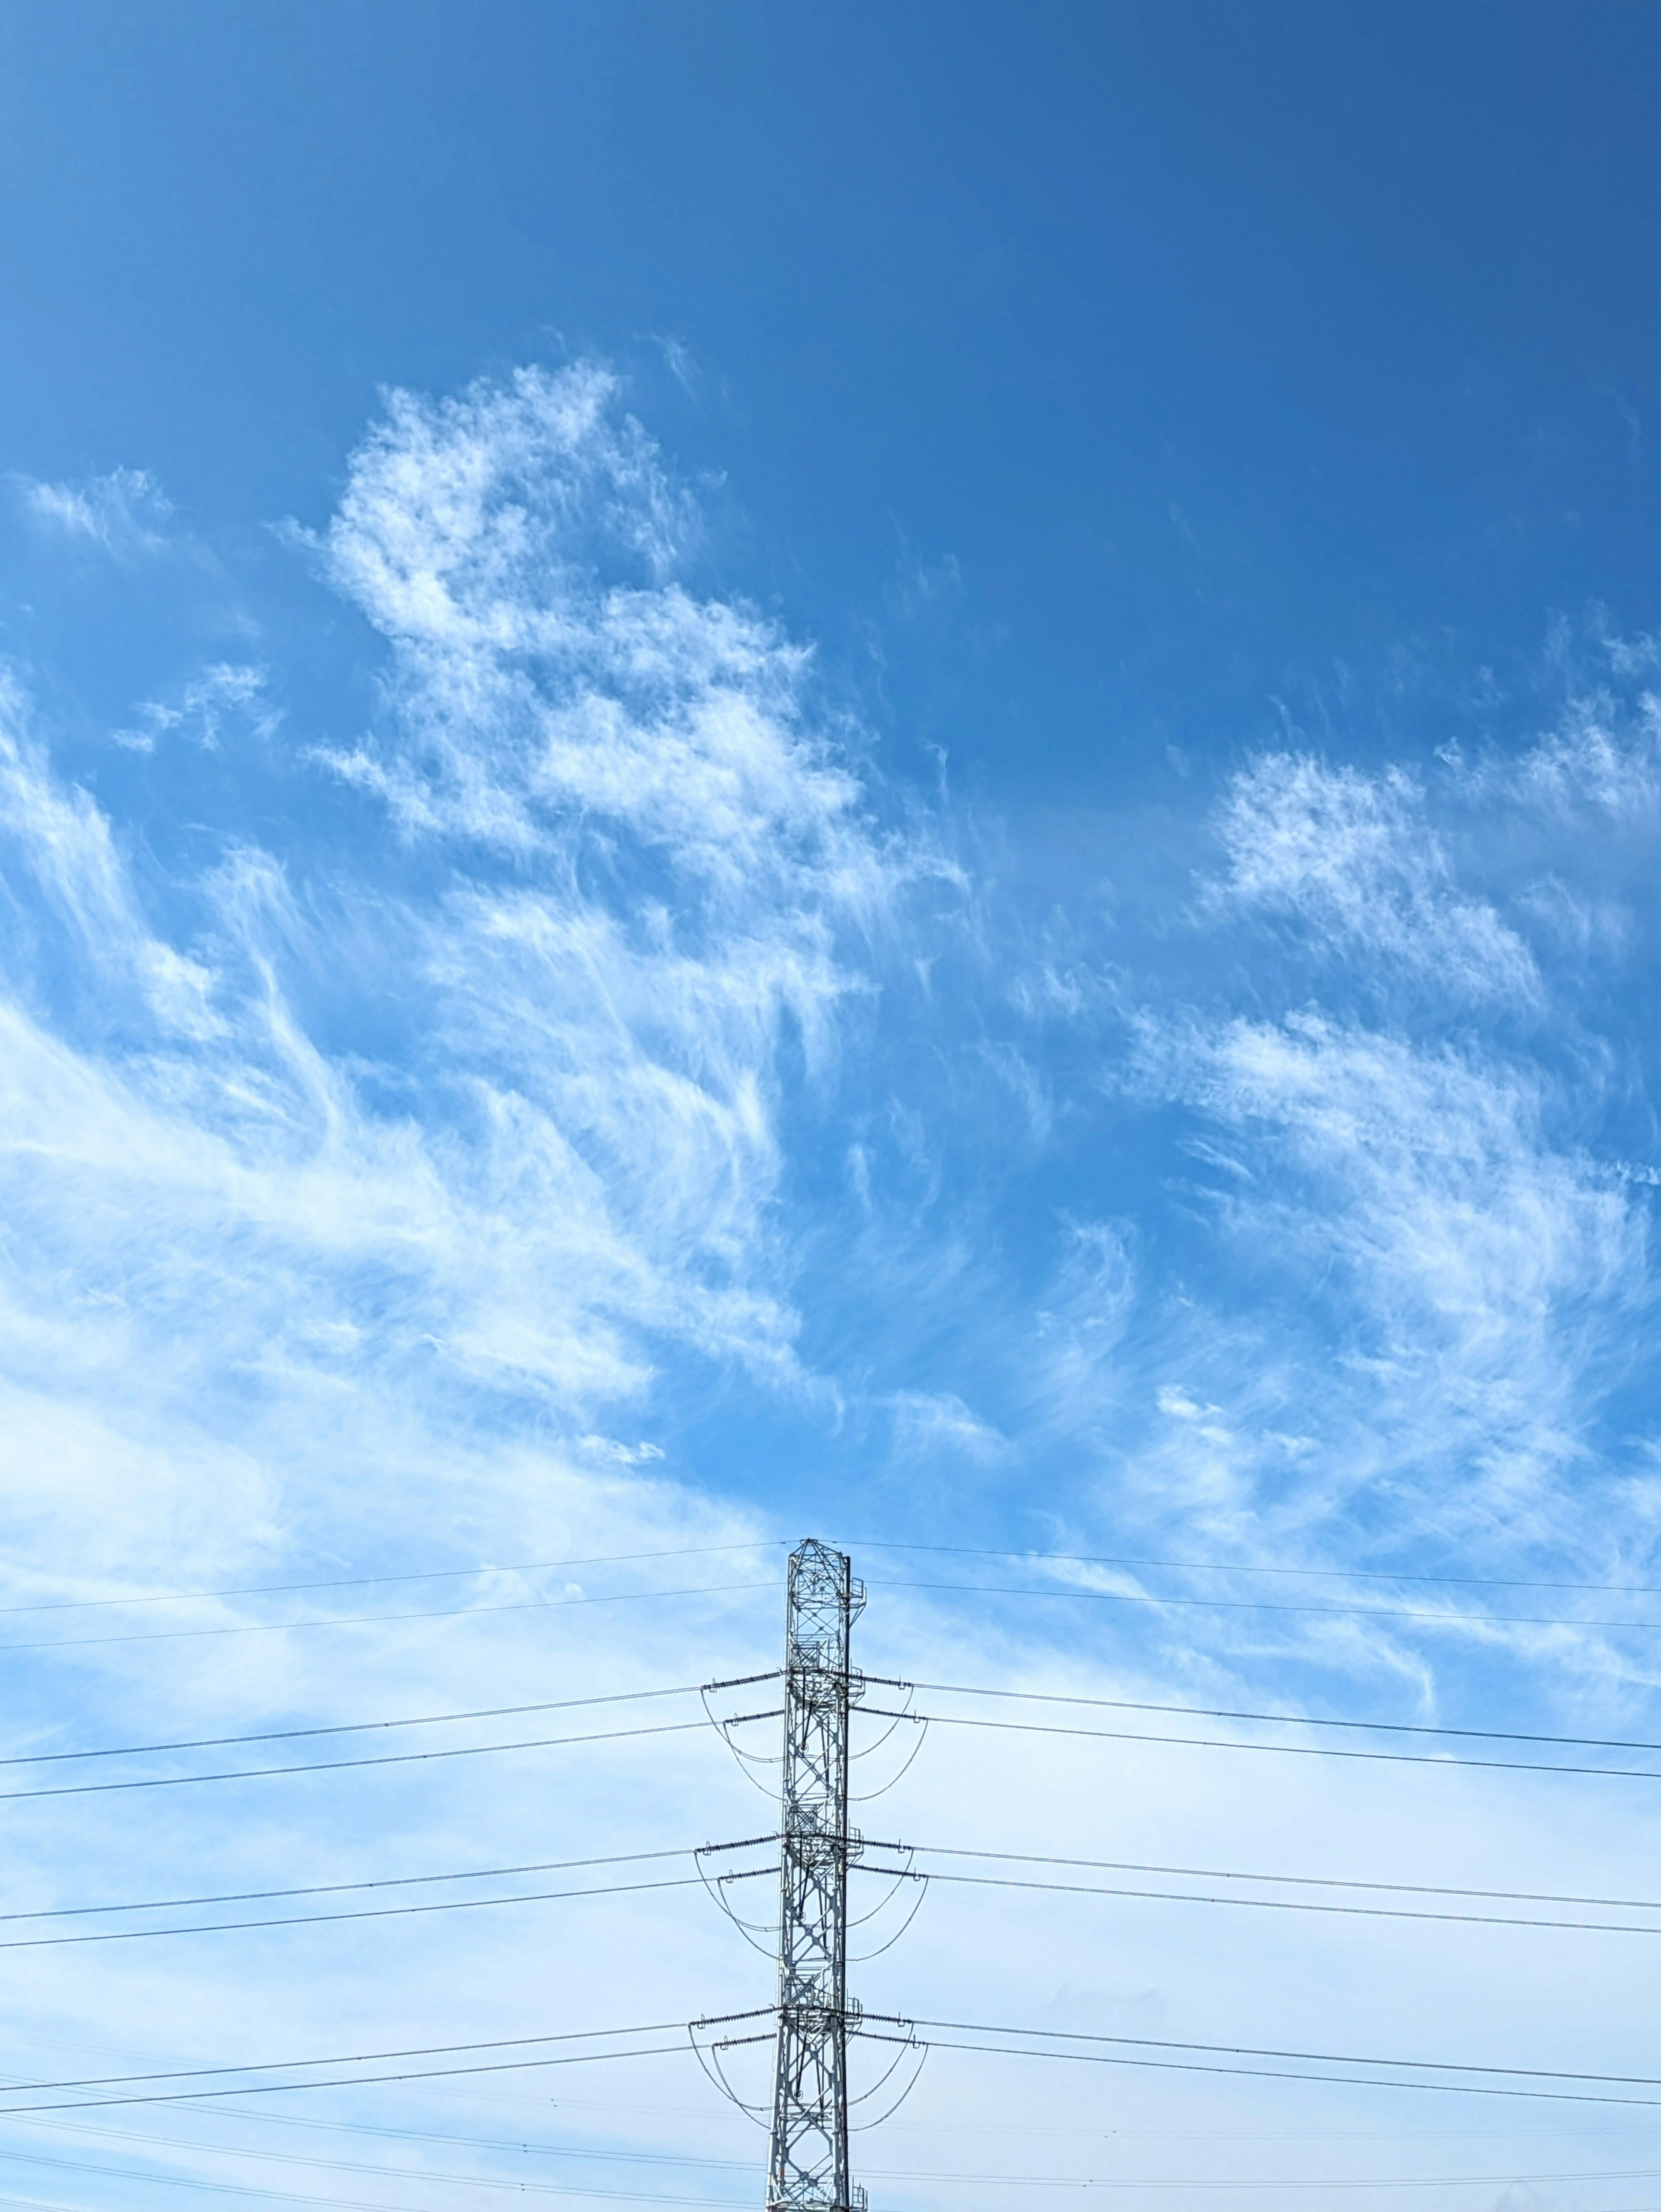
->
766;1538;865;2212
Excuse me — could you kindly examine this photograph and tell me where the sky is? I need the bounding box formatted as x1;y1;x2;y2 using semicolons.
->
0;5;1656;2211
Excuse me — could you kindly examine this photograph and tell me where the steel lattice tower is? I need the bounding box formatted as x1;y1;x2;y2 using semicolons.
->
766;1539;866;2212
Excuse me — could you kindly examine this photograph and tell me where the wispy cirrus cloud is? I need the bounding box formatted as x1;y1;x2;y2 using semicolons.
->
0;365;949;1621
311;363;893;904
1208;751;1540;1004
0;366;1653;2197
114;661;279;754
12;464;175;558
1082;673;1660;1622
0;678;220;1038
1140;1010;1645;1525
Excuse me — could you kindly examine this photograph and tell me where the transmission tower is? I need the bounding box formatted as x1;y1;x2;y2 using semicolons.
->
766;1539;866;2212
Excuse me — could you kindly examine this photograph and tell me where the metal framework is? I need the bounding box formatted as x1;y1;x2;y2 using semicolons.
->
766;1539;866;2212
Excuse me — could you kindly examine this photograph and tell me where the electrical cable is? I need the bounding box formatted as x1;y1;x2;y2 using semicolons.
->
0;1542;786;1616
839;1536;1660;1596
19;2017;1628;2114
693;2006;1660;2098
869;1677;1661;1754
13;2086;1659;2180
891;2017;1661;2089
2;2125;1659;2201
0;1846;694;1923
868;1863;1659;1936
868;1575;1657;1632
869;1708;1661;1780
0;2183;744;2212
853;2028;1658;2109
896;1843;1660;1914
896;2032;1661;2107
858;2165;1661;2194
0;1581;778;1657
0;1874;704;1949
0;2106;758;2182
8;1833;1652;1945
0;1720;709;1804
11;1536;1644;1617
0;2023;687;2094
16;1669;1646;1773
0;1684;705;1767
0;2139;754;2212
19;2106;1651;2199
713;1845;1655;1936
0;2026;694;2118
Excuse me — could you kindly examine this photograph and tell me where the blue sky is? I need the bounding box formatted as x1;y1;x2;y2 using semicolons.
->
0;7;1656;2211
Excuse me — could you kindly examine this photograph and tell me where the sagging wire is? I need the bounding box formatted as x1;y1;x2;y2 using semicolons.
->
847;1677;918;1762
848;1710;930;1802
847;1851;919;1930
687;2010;926;2135
699;1677;785;1793
686;2012;775;2128
693;1853;776;1957
848;1865;930;1962
849;2023;929;2128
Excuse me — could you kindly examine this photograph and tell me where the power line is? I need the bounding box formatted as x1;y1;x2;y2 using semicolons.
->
30;1704;1642;1817
878;1864;1659;1936
14;1536;1642;1618
6;2109;1657;2199
882;2170;1661;2197
879;1709;1661;1780
892;2017;1661;2087
870;1576;1657;1632
874;2020;1661;2108
0;1581;778;1657
0;1847;692;1923
898;1843;1661;1914
7;1845;1652;1948
0;2027;693;2119
0;1543;784;1617
11;1671;1649;1776
0;2023;687;2095
0;2185;752;2212
0;2052;696;2120
0;1684;704;1767
0;1719;708;1804
841;1537;1659;1596
893;2032;1661;2106
0;2139;750;2212
20;1670;1656;1768
12;1840;1649;1930
878;1677;1661;1754
24;2094;1653;2163
12;2052;1649;2156
0;1874;703;1950
0;2106;760;2184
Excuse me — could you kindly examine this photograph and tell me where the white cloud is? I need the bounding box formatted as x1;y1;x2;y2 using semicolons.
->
311;365;927;929
14;465;174;557
1102;731;1657;1616
0;371;1652;2201
1209;753;1540;1003
0;677;220;1036
116;662;279;753
886;1388;1011;1467
1027;1218;1139;1446
1513;682;1661;823
1182;1012;1643;1520
1156;1385;1212;1420
0;365;955;1632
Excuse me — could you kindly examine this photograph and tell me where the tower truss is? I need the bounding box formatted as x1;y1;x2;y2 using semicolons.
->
766;1538;866;2212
